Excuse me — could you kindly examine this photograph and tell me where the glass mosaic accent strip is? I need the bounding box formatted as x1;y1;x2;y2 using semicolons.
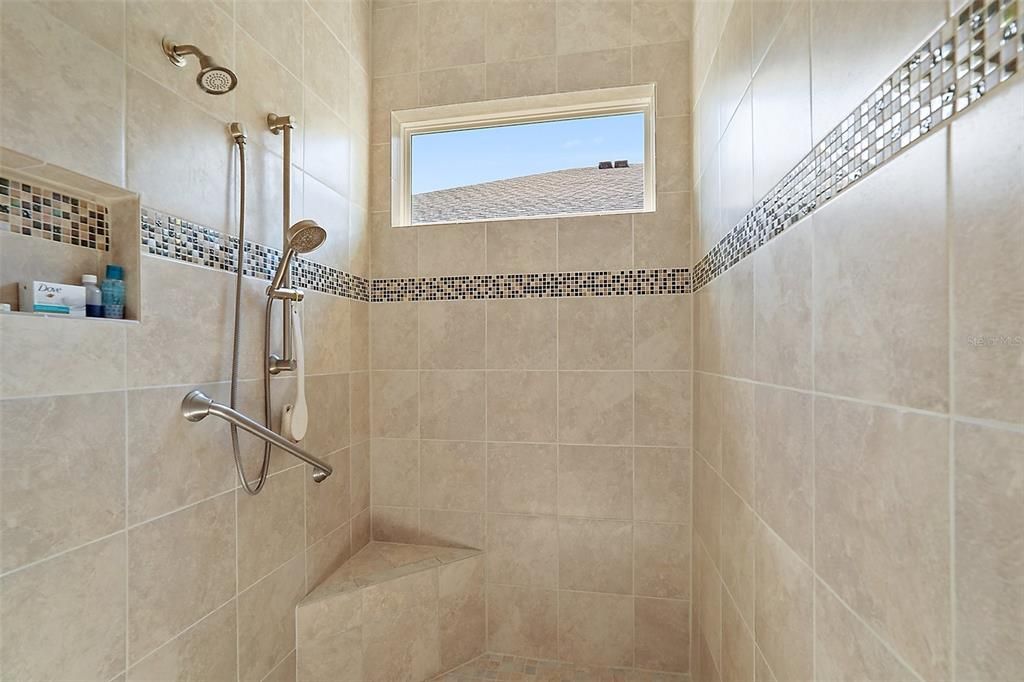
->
0;175;110;251
140;207;370;301
371;268;691;302
692;0;1023;291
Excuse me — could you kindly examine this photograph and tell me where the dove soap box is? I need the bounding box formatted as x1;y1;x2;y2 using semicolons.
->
19;280;87;316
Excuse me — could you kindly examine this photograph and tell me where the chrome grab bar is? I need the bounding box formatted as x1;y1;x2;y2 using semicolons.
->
181;390;332;483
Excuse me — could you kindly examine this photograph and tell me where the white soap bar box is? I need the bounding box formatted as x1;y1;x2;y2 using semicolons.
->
19;281;87;317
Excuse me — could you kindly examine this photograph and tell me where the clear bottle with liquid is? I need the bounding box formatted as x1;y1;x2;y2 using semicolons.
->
82;274;103;317
101;264;125;319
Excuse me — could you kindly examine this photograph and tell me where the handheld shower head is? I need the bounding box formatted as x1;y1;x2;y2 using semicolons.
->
162;37;238;95
269;220;328;292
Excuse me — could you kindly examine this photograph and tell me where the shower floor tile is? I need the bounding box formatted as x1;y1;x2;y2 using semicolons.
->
433;653;689;682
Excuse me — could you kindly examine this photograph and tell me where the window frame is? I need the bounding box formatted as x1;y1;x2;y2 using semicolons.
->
390;83;657;228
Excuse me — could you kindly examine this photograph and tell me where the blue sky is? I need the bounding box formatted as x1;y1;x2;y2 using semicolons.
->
411;112;645;194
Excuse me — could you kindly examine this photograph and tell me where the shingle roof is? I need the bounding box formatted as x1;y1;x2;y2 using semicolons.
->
411;164;644;224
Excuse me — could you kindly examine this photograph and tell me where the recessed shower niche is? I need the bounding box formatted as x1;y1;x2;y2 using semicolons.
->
0;147;141;321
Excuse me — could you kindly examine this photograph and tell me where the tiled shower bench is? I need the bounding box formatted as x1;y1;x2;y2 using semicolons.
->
296;542;485;682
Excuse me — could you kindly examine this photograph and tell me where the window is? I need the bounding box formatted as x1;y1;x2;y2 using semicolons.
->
390;84;656;227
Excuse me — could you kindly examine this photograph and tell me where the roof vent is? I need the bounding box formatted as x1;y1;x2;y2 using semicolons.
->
598;161;613;169
614;160;629;168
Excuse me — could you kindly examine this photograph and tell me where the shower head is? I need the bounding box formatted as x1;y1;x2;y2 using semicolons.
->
286;220;328;254
162;37;238;95
269;220;328;292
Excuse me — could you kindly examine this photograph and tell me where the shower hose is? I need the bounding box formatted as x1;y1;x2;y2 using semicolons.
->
229;136;273;495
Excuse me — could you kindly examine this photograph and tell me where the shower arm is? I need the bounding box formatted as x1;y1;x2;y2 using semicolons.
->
181;390;332;482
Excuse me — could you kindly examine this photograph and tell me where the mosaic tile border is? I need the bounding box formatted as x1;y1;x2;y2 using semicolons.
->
140;207;370;302
693;0;1023;291
0;175;110;251
372;268;691;302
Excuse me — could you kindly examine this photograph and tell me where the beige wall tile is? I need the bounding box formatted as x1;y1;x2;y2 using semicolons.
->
351;440;371;514
126;70;231;232
418;223;487;276
306;522;353;589
656;115;692;193
693;453;721;564
487;370;558;442
810;0;946;141
720;91;754;231
721;591;754;682
237;552;307;682
558;296;634;369
371;505;420;542
487;443;558;515
297;591;362;682
351;373;371;445
559;517;633;593
439;555;486;668
303;372;351;455
486;57;558;98
632;0;690;45
634;446;691;523
371;370;419;438
753;220;812;389
950;80;1024;425
556;0;631;55
633;41;690;117
126;384;237;525
371;438;420;507
304;294;351;375
419;64;487;106
303;173;351;270
719;377;754;503
635;371;691;447
486;218;558;273
236;0;303;76
351;301;371;370
635;294;692;371
304;4;350;119
486;298;557;370
125;0;236;122
556;48;632;92
372;214;419;277
954;422;1024;681
694;536;722;672
754;385;812;563
420;0;486;69
813;133;949;411
420;440;485;511
486;513;558;588
372;73;419;144
751;0;793;67
1;534;125;681
815;396;951;679
558;444;633;519
306;449;351;544
0;315;125;399
635;522;690;599
720;483;755;626
419;300;486;369
694;371;722;467
716;0;752;129
814;581;918;682
309;0;352;49
420;508;485;547
372;3;420;76
557;591;634;667
487;584;559;659
362;568;441;681
557;213;633;272
635;597;690;672
126;601;237;682
36;0;126;54
634;192;692;269
1;392;125;572
352;507;372;552
372;301;418;369
755;521;812;682
420;370;486;439
304;95;352;198
127;493;235;663
486;0;556;62
751;1;811;200
558;371;634;445
0;1;124;185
